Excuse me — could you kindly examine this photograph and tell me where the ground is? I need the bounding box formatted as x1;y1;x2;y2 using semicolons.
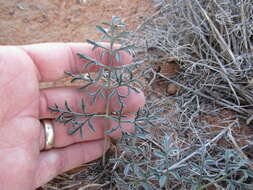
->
0;0;154;45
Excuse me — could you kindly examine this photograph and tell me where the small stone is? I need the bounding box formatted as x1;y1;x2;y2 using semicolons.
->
167;83;179;95
76;0;87;4
16;4;26;10
160;63;179;76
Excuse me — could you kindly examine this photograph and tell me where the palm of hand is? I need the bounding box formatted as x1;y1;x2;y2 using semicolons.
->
0;43;144;190
0;46;41;189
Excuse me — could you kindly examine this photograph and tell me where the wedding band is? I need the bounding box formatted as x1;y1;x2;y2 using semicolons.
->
41;119;55;150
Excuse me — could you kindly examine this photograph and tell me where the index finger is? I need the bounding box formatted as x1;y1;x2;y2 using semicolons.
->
20;42;133;82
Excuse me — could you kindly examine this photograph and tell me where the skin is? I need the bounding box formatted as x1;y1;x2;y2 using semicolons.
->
0;43;145;190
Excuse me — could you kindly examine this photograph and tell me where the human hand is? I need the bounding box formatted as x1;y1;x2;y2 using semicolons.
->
0;43;145;190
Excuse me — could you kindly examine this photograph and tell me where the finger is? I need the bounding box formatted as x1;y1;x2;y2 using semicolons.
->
39;113;134;149
20;42;133;82
39;86;145;118
35;139;108;188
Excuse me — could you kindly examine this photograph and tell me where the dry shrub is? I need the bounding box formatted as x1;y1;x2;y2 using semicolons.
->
110;0;253;189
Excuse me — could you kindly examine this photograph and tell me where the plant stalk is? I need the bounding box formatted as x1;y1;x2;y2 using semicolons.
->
102;47;114;165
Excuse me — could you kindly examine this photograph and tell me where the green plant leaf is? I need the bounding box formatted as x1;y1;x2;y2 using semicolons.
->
133;165;146;178
68;123;83;135
154;149;166;158
80;98;86;113
87;119;96;132
112;16;121;24
96;25;110;38
64;101;71;112
115;45;136;53
159;175;167;188
106;125;120;134
115;51;121;62
140;181;153;190
123;164;131;176
78;82;92;90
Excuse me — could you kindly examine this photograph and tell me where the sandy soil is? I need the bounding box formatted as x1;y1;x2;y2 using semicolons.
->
0;0;154;45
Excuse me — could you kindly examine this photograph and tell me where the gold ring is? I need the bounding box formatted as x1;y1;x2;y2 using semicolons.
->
41;119;55;150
